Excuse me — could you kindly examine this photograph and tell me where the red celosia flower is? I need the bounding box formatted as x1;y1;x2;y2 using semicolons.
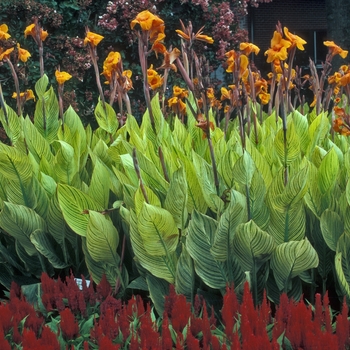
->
201;302;212;348
100;308;119;340
185;331;200;350
99;336;121;349
96;274;112;300
0;304;13;334
140;304;161;349
170;293;191;333
0;330;11;350
161;312;173;350
40;326;60;350
221;284;239;340
100;295;122;316
336;298;350;349
59;308;79;340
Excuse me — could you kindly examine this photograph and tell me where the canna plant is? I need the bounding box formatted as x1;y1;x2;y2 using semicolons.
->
0;10;350;317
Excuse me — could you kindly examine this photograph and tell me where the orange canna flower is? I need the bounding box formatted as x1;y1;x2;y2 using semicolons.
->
158;47;181;72
324;41;348;59
240;42;260;55
12;89;35;101
258;91;270;105
264;31;291;63
147;64;163;90
84;31;104;47
172;85;188;98
102;51;121;81
131;10;164;31
220;87;232;101
340;72;350;86
206;87;215;100
176;20;214;44
17;44;31;62
341;65;349;73
55;70;72;85
24;23;48;41
328;72;341;85
283;27;306;50
196;116;215;138
0;24;11;40
0;47;14;61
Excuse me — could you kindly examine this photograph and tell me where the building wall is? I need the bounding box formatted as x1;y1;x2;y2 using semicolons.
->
249;0;327;70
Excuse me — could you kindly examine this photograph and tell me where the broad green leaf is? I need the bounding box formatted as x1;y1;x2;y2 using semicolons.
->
270;239;319;292
320;209;344;251
94;99;119;135
137;203;179;256
137;151;169;196
274;119;300;165
310;220;334;281
164;167;188;229
119;153;139;187
134;185;161;216
53;140;78;185
218;150;240;188
246;138;273;188
232;220;275;272
146;274;170;315
62;106;87;157
0;144;32;184
335;251;350;300
192;151;223;212
30;229;68;268
211;190;247;261
87;157;110;208
57;184;103;236
182;156;207;213
248;170;270;230
86;211;119;264
35;74;49;97
5;177;37;209
292;110;310;154
186;211;227;289
0;202;46;256
232;151;256;187
23;116;54;165
306;112;329;156
34;86;59;143
336;232;350;290
317;147;339;195
82;237;127;289
0;103;22;144
176;244;195;299
129;210;176;283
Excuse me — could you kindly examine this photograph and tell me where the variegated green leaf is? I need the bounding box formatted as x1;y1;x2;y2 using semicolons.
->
0;202;46;256
232;220;275;272
30;229;68;268
137;203;179;256
53;140;78;185
86;211;119;264
320;209;344;251
164;167;188;229
0;103;22;144
270;239;319;292
317;147;339;195
94;99;119;135
129;210;176;283
186;210;227;289
211;190;247;261
57;184;103;236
